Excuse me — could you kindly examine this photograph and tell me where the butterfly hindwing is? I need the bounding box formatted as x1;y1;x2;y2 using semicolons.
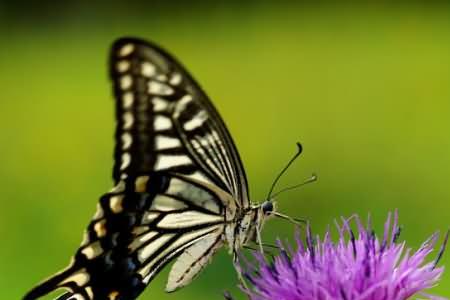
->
166;231;223;292
24;173;230;300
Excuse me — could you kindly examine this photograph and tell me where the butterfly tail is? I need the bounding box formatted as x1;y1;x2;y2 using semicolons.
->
23;267;79;300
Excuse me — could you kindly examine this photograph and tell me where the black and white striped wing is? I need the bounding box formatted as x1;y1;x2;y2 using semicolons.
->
111;38;249;208
23;174;229;300
23;38;247;300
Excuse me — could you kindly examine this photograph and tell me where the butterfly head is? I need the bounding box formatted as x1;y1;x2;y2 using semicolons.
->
261;200;274;215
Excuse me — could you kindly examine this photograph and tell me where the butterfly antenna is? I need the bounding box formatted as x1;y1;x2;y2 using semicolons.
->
271;173;317;198
266;142;303;201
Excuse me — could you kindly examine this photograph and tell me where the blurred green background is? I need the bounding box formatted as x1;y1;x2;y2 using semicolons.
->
1;2;449;299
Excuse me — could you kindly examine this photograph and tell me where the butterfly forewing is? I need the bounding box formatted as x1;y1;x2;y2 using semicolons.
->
110;38;249;207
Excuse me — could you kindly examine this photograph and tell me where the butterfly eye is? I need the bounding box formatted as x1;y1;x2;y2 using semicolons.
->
261;201;274;215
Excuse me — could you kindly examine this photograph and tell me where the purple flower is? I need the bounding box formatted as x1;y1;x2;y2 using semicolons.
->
238;212;448;300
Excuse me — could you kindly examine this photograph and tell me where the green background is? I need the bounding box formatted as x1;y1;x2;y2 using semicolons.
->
1;2;449;299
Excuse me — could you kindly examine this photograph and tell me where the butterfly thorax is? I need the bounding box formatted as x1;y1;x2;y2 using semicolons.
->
223;204;268;254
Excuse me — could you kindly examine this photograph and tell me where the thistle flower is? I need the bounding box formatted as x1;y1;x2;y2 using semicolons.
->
237;212;448;300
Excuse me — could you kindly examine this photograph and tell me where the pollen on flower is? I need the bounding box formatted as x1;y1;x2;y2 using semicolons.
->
235;211;447;300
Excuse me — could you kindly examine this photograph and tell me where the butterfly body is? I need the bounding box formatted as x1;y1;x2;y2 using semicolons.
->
24;38;274;300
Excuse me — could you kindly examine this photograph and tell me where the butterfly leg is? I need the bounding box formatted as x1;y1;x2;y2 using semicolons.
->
244;245;277;257
254;222;265;255
270;211;307;226
260;242;280;250
232;251;250;291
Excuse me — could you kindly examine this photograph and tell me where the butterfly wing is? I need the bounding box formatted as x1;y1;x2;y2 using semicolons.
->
24;38;247;300
110;37;249;207
24;174;232;300
166;230;223;292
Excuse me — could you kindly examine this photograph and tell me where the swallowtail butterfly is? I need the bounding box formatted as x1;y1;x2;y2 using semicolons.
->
24;37;308;300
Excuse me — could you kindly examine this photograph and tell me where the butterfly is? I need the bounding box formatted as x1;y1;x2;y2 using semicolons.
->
24;37;310;300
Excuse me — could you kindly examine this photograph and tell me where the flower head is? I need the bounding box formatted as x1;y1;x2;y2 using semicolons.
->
240;212;447;300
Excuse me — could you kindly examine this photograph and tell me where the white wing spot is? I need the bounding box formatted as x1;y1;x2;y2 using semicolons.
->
120;75;133;90
155;135;181;150
94;220;107;238
141;62;157;77
81;241;103;259
61;270;90;286
123;112;134;129
154;115;172;131
122;92;134;109
170;73;182;85
121;133;132;150
86;287;94;299
179;95;193;106
183;110;208;131
199;134;212;147
119;44;134;56
109;291;120;300
148;81;174;95
155;155;191;170
158;211;222;228
143;211;160;223
116;60;130;72
120;153;131;170
110;195;124;213
151;195;188;211
153;97;169;112
174;95;194;118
